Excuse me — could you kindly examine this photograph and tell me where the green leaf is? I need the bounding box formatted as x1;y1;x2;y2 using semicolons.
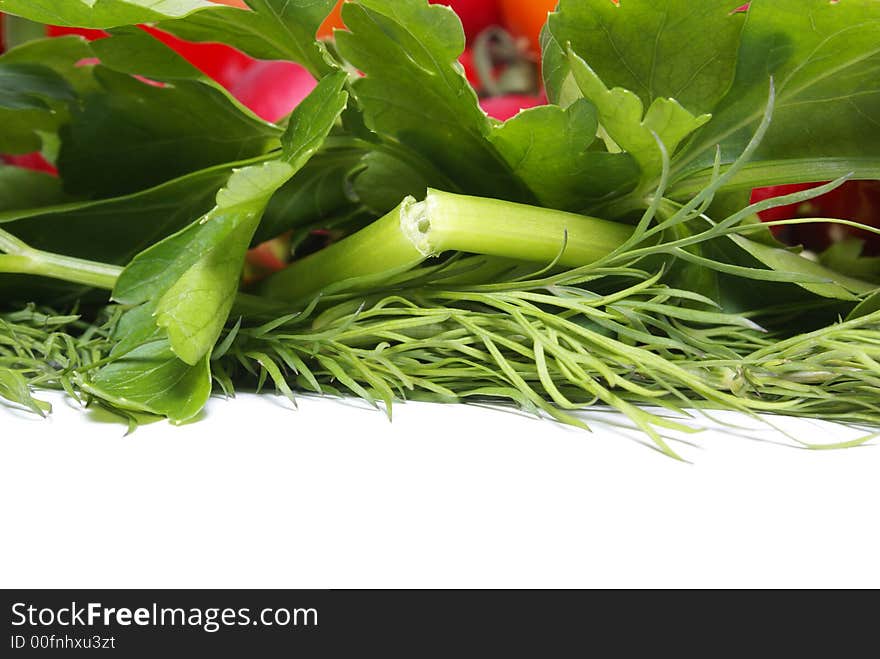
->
92;160;296;420
89;26;272;127
87;75;349;422
111;73;347;369
489;99;639;210
546;0;745;115
0;37;92;153
159;0;338;77
564;49;711;186
85;339;211;423
1;15;49;51
255;148;363;244
281;71;348;169
352;150;432;215
0;35;98;96
335;0;532;202
0;0;215;27
0;109;57;153
819;239;880;285
0;166;69;213
726;234;876;300
58;66;279;197
115;160;296;364
673;0;880;194
0;367;49;416
89;25;206;81
848;289;880;321
154;215;270;365
0;62;76;111
0;161;242;305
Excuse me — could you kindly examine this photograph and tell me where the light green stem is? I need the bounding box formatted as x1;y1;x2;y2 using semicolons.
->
0;228;121;290
261;189;635;303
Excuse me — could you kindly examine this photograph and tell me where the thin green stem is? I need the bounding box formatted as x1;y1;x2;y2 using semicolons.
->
0;253;121;291
0;227;121;290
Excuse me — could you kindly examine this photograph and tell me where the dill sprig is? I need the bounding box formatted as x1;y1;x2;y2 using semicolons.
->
0;305;117;415
215;259;880;460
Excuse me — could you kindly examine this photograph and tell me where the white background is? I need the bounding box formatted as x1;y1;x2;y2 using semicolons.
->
2;391;878;589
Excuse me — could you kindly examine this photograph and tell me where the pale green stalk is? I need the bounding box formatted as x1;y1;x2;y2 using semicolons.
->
0;228;121;290
260;189;634;303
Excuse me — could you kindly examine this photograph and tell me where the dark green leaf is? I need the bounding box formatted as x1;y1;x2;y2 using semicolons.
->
0;0;215;27
0;166;69;213
848;289;880;321
0;37;92;153
673;0;880;194
819;239;880;285
255;149;363;244
0;161;242;305
159;0;338;77
546;0;745;114
0;62;76;111
336;0;532;202
0;35;97;94
85;339;211;423
0;367;48;416
489;100;638;210
90;26;271;126
352;150;432;215
58;66;279;197
0;109;56;153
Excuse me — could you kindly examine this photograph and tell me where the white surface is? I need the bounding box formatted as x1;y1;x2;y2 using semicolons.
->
1;391;879;589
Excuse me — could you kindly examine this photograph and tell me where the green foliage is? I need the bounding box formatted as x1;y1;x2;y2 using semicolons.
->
0;161;247;304
0;166;68;213
79;74;348;419
58;66;278;197
86;339;212;423
0;0;215;28
114;161;295;364
545;0;744;114
489;100;638;210
1;0;879;452
0;37;92;152
0;62;75;111
672;0;880;192
160;0;338;77
564;51;710;187
336;0;529;202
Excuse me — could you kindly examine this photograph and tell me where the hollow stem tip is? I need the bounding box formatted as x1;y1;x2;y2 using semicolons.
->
260;189;634;303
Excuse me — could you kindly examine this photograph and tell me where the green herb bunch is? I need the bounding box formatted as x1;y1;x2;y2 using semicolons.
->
1;0;879;458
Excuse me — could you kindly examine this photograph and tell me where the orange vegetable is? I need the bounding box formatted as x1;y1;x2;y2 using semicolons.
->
318;1;345;39
498;0;557;54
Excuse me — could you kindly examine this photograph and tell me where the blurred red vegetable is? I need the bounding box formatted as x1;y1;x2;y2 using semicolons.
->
480;91;546;121
229;60;317;123
433;0;502;41
752;182;880;255
1;153;57;175
140;26;255;89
